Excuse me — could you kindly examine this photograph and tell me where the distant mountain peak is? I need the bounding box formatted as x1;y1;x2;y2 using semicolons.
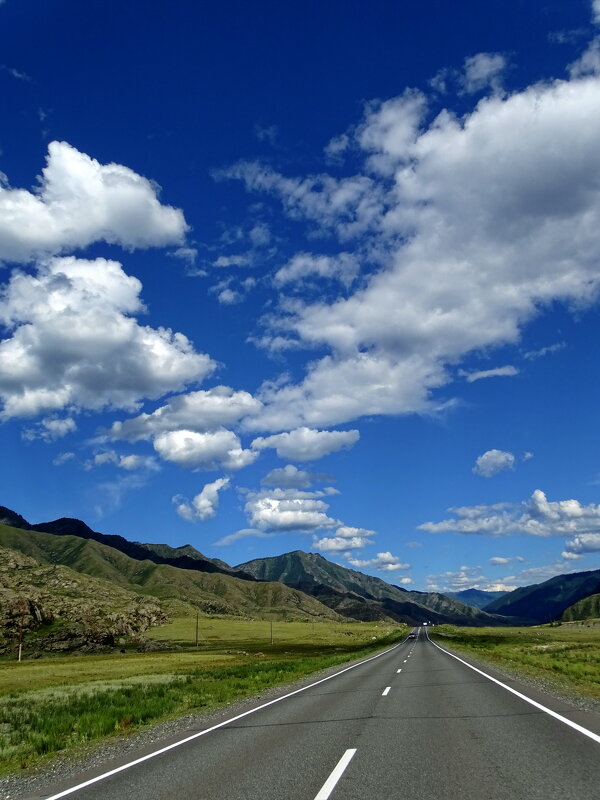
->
0;506;31;530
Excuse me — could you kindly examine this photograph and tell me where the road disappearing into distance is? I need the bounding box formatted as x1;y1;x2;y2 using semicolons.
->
31;628;600;800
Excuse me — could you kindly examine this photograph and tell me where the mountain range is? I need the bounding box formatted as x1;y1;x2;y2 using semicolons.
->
1;503;599;655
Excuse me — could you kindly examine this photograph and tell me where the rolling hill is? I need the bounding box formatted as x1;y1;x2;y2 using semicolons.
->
235;551;511;626
0;523;343;623
0;506;255;581
561;593;600;622
483;568;600;623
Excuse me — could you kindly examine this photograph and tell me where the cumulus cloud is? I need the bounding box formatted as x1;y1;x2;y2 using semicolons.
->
461;366;519;383
109;387;261;442
261;464;333;489
251;427;359;461
22;416;76;442
473;449;516;478
84;450;159;472
563;532;600;555
313;525;375;552
489;555;525;565
0;141;187;263
244;487;338;532
569;39;600;78
153;429;257;471
461;53;506;94
274;253;359;288
313;535;372;552
0;257;214;419
347;551;410;572
174;477;230;522
226;71;600;432
425;565;514;592
420;489;600;538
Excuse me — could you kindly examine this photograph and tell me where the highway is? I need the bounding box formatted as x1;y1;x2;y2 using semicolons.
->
27;628;600;800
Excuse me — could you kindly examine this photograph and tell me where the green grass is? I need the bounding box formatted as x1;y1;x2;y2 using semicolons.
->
430;624;600;700
0;619;405;775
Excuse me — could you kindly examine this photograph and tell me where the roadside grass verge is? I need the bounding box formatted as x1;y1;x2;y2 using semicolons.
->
0;621;405;775
429;624;600;700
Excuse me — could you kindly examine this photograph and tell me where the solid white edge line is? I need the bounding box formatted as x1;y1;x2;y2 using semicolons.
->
313;748;357;800
382;686;391;696
426;630;600;745
43;637;408;800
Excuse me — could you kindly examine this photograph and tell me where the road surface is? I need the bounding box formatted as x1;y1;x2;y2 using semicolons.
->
23;628;600;800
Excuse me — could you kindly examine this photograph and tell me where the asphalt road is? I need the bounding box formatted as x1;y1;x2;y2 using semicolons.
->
26;628;600;800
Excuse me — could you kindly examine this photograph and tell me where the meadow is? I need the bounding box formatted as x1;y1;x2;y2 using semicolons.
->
0;618;404;775
430;622;600;700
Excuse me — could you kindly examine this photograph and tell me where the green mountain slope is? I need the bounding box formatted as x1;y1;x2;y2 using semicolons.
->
235;551;508;626
561;593;600;621
27;515;257;580
484;569;600;623
0;524;342;622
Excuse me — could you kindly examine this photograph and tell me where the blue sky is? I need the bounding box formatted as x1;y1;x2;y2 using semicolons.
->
2;0;600;592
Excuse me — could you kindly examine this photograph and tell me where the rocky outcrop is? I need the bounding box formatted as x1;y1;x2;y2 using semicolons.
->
0;545;166;655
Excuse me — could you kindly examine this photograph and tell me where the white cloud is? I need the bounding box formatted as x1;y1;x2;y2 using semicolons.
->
313;524;375;552
52;451;75;466
274;253;359;288
118;454;159;471
568;39;600;78
473;449;516;478
85;450;159;472
22;415;76;442
213;528;274;546
171;247;198;266
109;387;262;442
563;532;600;554
347;551;410;572
461;53;506;94
213;255;252;268
522;451;534;461
0;257;214;419
595;0;600;25
0;141;187;264
174;476;230;522
489;555;524;565
324;133;350;162
153;429;257;471
251;427;359;461
420;490;600;538
430;53;506;97
461;366;519;383
244;487;338;532
313;535;373;552
426;565;488;591
261;464;333;489
523;342;565;360
228;73;600;432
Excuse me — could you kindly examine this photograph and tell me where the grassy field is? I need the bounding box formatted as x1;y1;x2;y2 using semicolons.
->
0;619;405;776
430;623;600;700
